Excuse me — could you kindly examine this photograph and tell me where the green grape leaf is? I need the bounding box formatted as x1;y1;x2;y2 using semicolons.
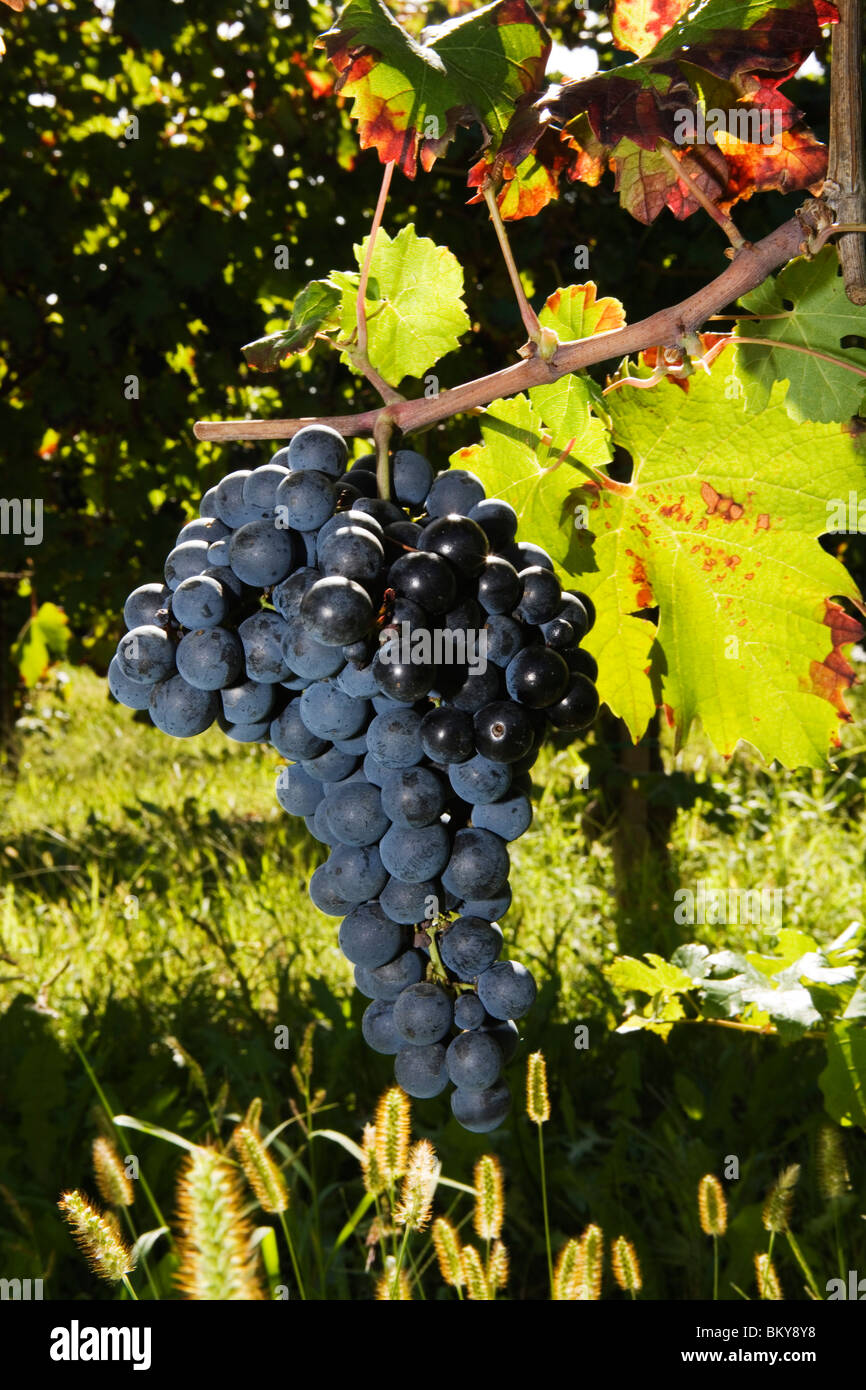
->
585;355;866;764
737;980;822;1040
11;603;70;688
337;224;470;386
819;1021;866;1130
318;0;550;178
735;248;866;423
609;952;694;995
242;280;342;371
456;348;866;760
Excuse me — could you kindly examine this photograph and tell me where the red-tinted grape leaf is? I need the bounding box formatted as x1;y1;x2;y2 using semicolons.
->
611;0;694;59
495;0;835;221
735;247;866;422
318;0;550;178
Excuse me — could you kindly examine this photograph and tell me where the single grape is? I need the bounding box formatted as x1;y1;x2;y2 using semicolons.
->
393;449;433;506
338;902;404;969
299;678;370;740
468;498;518;549
282;618;346;681
300;576;374;647
164;539;210;590
446;1031;503;1090
287;423;348;477
438;916;503;981
275;764;324;817
275;468;336;533
328;843;388;902
214;470;262;528
517;566;562;624
540;616;574;650
365;706;423;768
556;592;590;642
172;575;229;629
371;649;436;703
108;655;153;709
442;827;510;900
309;864;353;917
379;876;441;925
272;567;320;622
482;1018;520;1064
207;537;232;568
458;885;513;922
419;706;474;765
335;659;378;700
473;700;535;763
177;517;231;546
323;780;389;847
484;616;526;668
355;948;426;1002
477;556;522;615
380;766;446;828
418;514;488;577
223;719;271;743
317;508;383;550
392;981;453;1046
116;625;176;685
472;792;533;841
453;993;487;1030
239;611;294;684
477;960;537;1020
395;1043;449;1099
242;462;290;511
448;664;501;713
379;822;451;884
425;468;485;518
199;486;220;518
515;541;553;572
269;700;329;760
504;647;569;709
547;674;600;732
220;677;277;725
319;525;385;589
387;551;457;615
564;647;599;682
362;999;403;1055
450;1080;511;1133
301;746;359;783
123;583;172;631
448;754;512;805
228;519;298;587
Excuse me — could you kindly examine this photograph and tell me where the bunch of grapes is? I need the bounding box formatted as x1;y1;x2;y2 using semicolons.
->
110;425;599;1132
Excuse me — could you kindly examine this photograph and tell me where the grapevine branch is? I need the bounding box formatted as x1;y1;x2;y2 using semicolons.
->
826;0;866;304
194;212;809;443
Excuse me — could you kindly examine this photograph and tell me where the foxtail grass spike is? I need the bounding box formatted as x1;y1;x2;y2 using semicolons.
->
376;1253;412;1300
762;1164;800;1233
755;1252;783;1300
244;1097;263;1132
461;1244;490;1300
374;1088;411;1183
487;1240;509;1296
816;1125;850;1200
232;1124;289;1214
698;1174;728;1237
432;1218;465;1288
360;1122;386;1196
394;1139;438;1232
553;1237;583;1300
473;1154;505;1241
92;1137;135;1208
612;1235;642;1293
526;1051;550;1124
581;1223;604;1300
58;1190;136;1283
175;1146;265;1300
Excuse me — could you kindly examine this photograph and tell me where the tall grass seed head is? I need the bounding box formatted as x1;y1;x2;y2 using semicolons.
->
58;1190;135;1283
526;1051;550;1124
92;1137;135;1208
374;1088;411;1182
473;1154;505;1241
697;1174;728;1237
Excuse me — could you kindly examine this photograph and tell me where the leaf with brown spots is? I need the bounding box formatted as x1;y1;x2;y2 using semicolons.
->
317;0;550;179
456;346;866;763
